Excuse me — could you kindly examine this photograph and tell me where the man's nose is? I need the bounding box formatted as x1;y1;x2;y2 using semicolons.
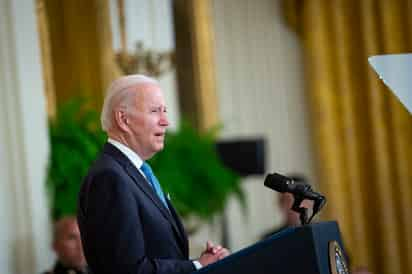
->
160;112;169;127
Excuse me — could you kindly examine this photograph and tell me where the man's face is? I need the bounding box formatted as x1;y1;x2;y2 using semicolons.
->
54;220;86;270
126;83;169;159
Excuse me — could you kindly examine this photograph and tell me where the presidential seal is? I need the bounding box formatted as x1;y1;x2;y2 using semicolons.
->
328;241;349;274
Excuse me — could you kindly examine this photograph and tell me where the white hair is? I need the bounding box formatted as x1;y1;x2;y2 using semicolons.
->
100;74;159;131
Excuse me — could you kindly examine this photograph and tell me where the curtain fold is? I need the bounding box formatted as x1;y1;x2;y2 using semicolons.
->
41;0;119;110
36;0;56;117
283;1;412;273
173;0;219;131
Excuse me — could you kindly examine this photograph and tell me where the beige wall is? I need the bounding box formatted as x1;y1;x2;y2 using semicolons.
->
211;0;316;251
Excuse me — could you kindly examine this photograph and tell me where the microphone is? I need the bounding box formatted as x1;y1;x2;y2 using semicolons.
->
264;173;315;198
264;173;326;224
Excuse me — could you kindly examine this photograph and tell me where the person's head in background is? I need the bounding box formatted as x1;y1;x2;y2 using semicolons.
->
53;216;87;271
279;174;313;226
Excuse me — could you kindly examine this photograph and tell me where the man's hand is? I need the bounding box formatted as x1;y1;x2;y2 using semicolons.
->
198;241;230;267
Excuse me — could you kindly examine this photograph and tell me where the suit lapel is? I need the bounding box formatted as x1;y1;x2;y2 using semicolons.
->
167;199;189;258
124;164;170;216
102;143;187;254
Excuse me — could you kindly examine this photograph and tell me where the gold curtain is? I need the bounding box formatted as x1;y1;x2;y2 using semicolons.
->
40;0;119;111
36;0;56;117
283;1;412;274
173;0;219;131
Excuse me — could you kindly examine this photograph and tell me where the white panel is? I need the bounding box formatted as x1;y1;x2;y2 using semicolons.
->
109;0;121;50
108;0;180;130
0;0;53;273
212;0;316;251
369;54;412;114
151;0;175;50
127;0;152;49
158;72;180;131
0;2;18;273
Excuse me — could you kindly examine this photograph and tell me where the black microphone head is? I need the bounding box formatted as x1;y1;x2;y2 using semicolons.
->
264;173;293;193
264;172;312;195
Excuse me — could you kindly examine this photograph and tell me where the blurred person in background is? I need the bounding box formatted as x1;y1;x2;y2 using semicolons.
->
262;175;313;238
44;216;88;274
262;191;313;238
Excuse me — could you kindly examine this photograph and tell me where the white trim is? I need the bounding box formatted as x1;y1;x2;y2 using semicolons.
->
0;0;53;273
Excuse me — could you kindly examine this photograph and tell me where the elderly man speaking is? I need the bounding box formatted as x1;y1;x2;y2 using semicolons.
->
77;75;229;274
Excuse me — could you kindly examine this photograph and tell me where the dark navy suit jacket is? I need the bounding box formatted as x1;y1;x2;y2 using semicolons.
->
77;143;195;274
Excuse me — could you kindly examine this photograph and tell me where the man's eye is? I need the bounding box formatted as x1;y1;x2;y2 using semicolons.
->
150;107;166;113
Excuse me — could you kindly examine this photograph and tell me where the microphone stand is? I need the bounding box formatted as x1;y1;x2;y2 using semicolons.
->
291;194;309;225
291;192;326;225
290;182;313;225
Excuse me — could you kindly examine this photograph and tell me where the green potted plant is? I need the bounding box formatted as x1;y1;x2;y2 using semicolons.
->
47;98;106;220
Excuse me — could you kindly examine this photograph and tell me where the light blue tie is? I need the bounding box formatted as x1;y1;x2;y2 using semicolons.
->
140;162;169;210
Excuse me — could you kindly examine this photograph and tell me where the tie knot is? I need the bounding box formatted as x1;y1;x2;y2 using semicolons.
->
140;162;153;177
140;162;169;210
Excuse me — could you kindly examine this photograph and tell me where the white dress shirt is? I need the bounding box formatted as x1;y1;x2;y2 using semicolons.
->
108;138;146;179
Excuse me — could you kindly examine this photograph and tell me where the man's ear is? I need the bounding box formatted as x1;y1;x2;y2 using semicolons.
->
114;110;129;131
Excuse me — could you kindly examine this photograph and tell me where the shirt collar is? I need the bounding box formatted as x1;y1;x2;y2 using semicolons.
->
108;138;144;171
